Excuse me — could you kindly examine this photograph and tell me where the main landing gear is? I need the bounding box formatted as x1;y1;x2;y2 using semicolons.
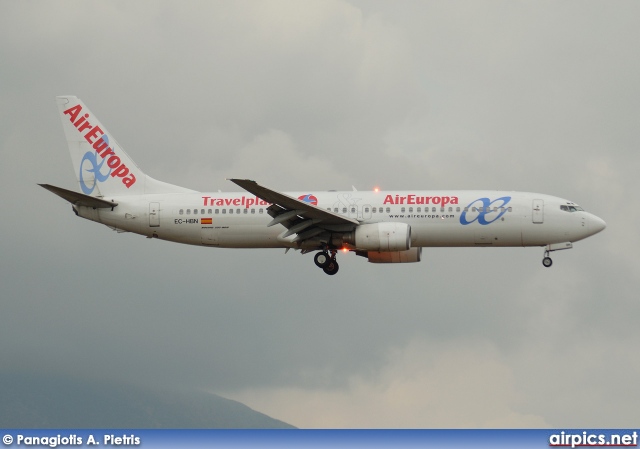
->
314;249;339;275
542;252;553;268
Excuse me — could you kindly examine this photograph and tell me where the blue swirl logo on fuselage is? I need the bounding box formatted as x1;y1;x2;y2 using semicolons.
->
460;196;511;225
79;135;112;195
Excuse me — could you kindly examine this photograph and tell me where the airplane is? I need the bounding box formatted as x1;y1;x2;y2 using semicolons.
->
41;96;606;275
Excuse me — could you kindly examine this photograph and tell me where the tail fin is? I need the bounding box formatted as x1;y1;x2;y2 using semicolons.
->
56;96;195;196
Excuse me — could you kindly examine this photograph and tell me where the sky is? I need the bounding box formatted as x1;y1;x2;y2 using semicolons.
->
1;0;639;428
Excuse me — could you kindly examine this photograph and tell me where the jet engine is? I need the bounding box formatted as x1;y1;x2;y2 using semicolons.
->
342;222;411;252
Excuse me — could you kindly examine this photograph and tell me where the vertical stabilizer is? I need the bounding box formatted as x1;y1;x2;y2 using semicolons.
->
56;96;195;196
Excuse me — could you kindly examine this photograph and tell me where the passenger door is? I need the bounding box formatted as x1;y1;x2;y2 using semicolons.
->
149;202;160;227
532;199;544;224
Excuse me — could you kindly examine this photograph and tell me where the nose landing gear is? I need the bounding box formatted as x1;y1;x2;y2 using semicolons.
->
541;242;573;268
314;249;339;275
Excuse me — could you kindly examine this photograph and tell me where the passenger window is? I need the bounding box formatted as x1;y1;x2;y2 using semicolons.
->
208;209;212;214
456;207;460;212
432;207;436;212
215;209;219;214
342;208;347;213
259;209;263;214
401;207;405;213
386;207;390;213
229;209;233;214
417;207;421;212
237;209;241;214
243;209;248;214
201;209;205;214
408;207;413;213
440;207;444;212
508;207;512;212
251;209;255;214
334;208;338;213
350;207;356;213
222;209;226;214
448;207;452;212
179;209;184;215
186;209;191;215
365;207;370;213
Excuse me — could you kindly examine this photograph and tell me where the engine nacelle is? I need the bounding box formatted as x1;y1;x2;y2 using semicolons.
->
343;222;411;252
365;247;422;263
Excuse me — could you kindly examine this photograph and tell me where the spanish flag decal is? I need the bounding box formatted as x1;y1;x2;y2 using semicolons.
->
201;218;213;225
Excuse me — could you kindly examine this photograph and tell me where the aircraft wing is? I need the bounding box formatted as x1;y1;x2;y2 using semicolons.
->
39;184;118;209
229;178;358;245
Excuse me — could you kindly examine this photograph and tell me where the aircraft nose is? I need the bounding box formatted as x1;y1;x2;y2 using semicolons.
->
590;215;606;235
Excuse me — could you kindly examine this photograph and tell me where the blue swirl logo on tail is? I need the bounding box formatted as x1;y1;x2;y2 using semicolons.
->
79;135;112;194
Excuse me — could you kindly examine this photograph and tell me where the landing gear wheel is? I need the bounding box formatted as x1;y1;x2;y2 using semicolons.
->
323;260;339;275
314;251;330;268
542;256;553;268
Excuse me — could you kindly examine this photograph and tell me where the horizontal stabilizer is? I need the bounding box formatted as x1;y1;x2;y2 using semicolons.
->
39;184;117;208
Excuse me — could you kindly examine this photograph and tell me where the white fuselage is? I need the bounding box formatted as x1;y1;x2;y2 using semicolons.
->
74;189;605;250
47;96;607;274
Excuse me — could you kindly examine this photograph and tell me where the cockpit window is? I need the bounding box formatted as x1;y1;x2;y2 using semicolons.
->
560;205;584;212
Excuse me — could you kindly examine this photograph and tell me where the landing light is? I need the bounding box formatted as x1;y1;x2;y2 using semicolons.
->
342;248;348;253
374;187;380;192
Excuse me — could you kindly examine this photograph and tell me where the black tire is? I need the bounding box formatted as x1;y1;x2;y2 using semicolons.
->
323;260;339;275
314;251;330;268
542;257;553;268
